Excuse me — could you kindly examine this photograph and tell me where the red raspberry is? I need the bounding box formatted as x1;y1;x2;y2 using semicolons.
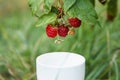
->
46;24;57;38
58;25;69;37
68;18;81;28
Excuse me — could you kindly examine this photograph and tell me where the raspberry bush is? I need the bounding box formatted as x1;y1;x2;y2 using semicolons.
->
0;0;120;80
28;0;100;43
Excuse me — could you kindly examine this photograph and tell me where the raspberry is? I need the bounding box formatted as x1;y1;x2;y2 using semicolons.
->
46;24;57;38
58;25;69;37
68;18;81;28
68;29;75;36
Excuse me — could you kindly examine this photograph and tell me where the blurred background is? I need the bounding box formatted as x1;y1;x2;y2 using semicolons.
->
0;0;120;80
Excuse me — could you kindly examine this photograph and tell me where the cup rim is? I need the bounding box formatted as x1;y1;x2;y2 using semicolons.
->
36;52;85;68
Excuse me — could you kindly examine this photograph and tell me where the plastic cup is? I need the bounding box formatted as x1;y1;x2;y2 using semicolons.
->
36;52;85;80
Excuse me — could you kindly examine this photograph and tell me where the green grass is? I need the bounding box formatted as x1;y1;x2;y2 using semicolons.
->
0;0;120;80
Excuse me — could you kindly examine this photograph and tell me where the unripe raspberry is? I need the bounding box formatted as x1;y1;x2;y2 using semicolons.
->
68;29;75;36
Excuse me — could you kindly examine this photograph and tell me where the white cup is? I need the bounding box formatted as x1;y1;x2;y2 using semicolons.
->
36;52;85;80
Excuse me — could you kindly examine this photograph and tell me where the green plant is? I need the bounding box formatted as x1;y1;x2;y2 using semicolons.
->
0;0;120;80
28;0;100;42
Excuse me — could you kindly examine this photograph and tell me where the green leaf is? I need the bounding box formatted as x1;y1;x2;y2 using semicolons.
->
28;0;53;17
114;61;119;80
63;0;76;12
28;0;44;14
67;0;98;25
44;0;54;9
44;0;55;13
36;13;57;27
51;6;60;15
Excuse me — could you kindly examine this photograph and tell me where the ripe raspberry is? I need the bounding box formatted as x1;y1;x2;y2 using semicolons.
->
46;24;57;38
68;18;81;28
58;25;69;37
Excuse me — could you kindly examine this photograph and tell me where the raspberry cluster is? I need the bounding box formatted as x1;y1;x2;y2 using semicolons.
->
46;7;82;43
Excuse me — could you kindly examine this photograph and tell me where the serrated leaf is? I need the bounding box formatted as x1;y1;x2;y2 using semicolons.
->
63;0;76;12
67;0;99;25
44;0;54;9
28;0;52;17
36;13;57;27
51;6;60;15
28;0;43;14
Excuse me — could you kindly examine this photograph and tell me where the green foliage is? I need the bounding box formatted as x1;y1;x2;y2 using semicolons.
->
107;0;118;21
36;12;57;27
63;0;76;12
28;0;55;17
1;11;120;80
66;0;98;24
44;0;54;11
28;0;44;16
28;0;99;27
0;0;120;80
